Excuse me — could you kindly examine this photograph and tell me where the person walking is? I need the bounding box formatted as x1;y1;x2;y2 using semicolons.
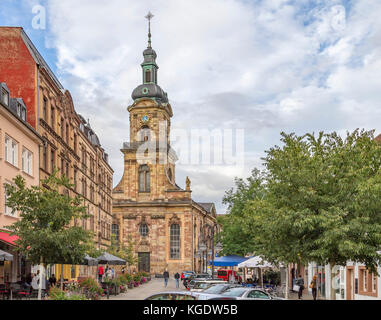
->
163;270;169;287
296;274;305;300
310;275;318;300
174;272;180;289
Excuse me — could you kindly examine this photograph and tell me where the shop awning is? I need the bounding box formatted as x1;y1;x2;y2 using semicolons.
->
209;255;251;267
0;249;13;261
0;229;19;246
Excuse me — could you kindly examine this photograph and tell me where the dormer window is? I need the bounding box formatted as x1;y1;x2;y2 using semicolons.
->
21;107;26;121
2;88;9;106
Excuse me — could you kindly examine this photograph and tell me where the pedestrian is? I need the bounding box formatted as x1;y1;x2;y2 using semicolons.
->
122;267;125;274
174;272;180;288
163;269;169;287
98;265;104;283
49;274;57;288
296;274;305;299
310;275;317;300
111;267;115;279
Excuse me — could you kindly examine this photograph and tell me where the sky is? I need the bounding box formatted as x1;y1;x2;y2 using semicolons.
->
1;0;381;214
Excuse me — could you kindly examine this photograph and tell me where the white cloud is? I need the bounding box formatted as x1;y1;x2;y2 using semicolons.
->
35;0;381;213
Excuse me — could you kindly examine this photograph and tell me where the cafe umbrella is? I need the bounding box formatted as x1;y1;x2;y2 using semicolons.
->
96;252;126;265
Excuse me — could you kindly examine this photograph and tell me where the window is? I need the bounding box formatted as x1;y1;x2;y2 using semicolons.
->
43;98;47;121
139;165;150;192
90;185;94;202
170;224;180;259
61;118;64;138
51;106;55;129
247;290;270;299
4;184;15;217
73;134;77;153
21;107;26;121
82;179;87;197
50;150;55;173
363;270;367;292
61;158;65;176
22;148;33;175
2;88;9;106
66;162;69;178
90;214;94;231
373;273;377;293
145;69;151;82
66;124;69;143
112;224;119;242
74;169;77;191
43;143;47;170
139;224;149;237
17;103;22;117
4;135;18;167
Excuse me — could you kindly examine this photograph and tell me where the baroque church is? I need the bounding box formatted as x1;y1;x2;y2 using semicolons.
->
112;14;218;275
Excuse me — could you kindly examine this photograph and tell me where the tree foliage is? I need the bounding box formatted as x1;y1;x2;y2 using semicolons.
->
5;170;94;266
219;130;381;273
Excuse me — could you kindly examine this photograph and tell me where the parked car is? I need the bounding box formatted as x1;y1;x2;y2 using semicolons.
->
145;291;197;300
216;269;242;283
190;280;227;292
208;287;285;300
187;274;213;289
192;283;242;300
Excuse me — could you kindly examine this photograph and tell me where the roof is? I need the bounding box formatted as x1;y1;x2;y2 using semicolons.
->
198;203;215;213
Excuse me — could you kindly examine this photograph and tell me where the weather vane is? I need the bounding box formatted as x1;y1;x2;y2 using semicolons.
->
145;11;154;48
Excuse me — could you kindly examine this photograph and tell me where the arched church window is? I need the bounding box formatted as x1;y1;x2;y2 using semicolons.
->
145;69;151;83
139;223;149;237
168;168;172;182
139;165;150;192
139;125;151;142
170;224;180;259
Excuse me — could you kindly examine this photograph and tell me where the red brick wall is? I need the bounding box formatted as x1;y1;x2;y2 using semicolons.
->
0;27;37;128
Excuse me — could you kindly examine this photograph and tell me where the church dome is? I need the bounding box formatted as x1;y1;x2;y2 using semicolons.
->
131;83;168;103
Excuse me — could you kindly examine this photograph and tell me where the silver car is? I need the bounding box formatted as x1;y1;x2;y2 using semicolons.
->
190;280;227;292
145;291;197;300
208;287;285;300
192;283;241;300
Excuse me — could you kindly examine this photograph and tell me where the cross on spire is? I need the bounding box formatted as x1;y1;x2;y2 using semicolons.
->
145;11;154;48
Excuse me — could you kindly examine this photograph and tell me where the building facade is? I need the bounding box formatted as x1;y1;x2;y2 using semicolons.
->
0;27;113;280
112;23;218;275
0;82;43;284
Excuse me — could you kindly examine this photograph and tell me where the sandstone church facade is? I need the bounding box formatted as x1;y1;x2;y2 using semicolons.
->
112;17;218;275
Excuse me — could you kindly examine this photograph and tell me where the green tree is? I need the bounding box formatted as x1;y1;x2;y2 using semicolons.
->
245;129;381;299
4;170;94;299
218;169;266;256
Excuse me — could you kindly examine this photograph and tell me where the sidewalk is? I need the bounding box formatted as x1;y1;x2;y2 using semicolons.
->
101;278;186;300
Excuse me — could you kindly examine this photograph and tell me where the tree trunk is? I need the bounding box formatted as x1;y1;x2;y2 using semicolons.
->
38;257;43;300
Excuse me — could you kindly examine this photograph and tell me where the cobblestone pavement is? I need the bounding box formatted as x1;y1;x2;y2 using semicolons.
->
102;278;187;300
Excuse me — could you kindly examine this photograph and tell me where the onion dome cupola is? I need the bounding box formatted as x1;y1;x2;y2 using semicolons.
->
131;11;169;103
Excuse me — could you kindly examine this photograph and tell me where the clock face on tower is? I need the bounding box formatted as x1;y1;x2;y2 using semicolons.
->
142;115;149;123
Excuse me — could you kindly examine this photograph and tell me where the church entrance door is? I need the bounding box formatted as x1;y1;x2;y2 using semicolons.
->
138;252;150;273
